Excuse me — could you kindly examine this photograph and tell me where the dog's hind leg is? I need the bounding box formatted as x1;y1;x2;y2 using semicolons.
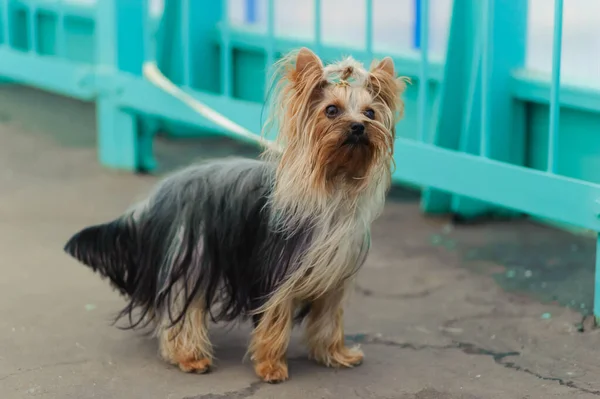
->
157;302;213;374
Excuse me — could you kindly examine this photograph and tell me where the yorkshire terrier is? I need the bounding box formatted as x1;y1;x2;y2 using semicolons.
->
64;47;406;383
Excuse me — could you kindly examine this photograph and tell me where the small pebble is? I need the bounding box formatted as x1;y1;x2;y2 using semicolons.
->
506;270;516;278
541;313;552;319
84;304;96;312
524;270;532;278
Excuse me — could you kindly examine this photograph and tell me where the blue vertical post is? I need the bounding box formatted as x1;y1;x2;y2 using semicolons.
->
414;0;421;49
547;0;563;173
96;0;148;171
245;0;257;23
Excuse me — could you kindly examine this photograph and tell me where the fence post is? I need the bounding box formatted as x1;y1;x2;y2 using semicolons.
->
454;0;527;218
156;0;223;93
95;0;153;171
421;0;479;214
421;0;527;220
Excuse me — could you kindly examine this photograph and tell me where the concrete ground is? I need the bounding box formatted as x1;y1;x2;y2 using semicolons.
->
1;86;600;399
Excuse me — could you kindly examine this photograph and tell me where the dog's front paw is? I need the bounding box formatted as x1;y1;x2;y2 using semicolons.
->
178;357;212;374
313;345;364;368
254;360;289;383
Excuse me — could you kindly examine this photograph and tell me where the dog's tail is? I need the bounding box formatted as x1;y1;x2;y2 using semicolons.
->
63;210;199;330
64;217;161;328
64;218;139;298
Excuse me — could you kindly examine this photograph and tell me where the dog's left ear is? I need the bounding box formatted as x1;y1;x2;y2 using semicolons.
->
295;47;323;75
370;57;395;77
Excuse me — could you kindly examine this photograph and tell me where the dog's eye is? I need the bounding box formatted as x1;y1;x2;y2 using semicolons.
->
325;105;339;118
364;109;375;120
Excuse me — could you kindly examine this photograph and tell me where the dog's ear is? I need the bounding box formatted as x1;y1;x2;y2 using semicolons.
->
64;220;137;297
295;47;323;76
368;56;408;130
370;56;395;77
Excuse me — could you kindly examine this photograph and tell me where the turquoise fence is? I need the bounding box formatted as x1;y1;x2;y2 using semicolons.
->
2;0;600;319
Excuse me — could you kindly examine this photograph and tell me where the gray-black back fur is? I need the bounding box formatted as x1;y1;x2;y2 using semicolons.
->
64;158;313;329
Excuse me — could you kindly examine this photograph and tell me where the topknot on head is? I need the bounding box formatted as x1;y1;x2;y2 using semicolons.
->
323;56;369;88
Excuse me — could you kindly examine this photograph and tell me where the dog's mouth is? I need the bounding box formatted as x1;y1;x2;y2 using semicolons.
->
342;134;370;147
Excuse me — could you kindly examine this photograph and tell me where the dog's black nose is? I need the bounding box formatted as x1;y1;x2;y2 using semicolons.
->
350;122;365;135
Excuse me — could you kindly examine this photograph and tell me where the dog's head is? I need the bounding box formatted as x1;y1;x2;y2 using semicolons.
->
266;48;406;195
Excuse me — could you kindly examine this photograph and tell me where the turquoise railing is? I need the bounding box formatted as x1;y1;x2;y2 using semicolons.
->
1;0;600;319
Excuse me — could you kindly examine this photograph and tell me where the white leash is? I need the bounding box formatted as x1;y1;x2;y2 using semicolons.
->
142;61;281;152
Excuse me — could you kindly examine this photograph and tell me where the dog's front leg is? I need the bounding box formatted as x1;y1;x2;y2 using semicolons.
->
249;299;293;383
305;287;364;368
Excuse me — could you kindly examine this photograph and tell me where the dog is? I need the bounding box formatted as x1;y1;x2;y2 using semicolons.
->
64;47;406;383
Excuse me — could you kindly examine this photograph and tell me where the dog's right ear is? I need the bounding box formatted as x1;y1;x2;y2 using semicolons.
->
295;47;323;76
64;220;137;297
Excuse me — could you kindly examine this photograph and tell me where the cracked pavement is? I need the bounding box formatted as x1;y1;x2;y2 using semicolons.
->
2;86;600;399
